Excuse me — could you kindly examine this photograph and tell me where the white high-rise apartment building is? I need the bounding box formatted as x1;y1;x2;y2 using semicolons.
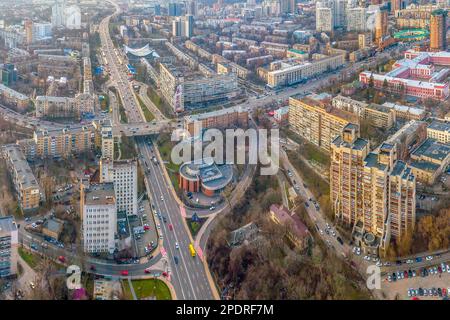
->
102;131;114;161
100;159;138;216
81;183;117;254
346;7;366;32
65;5;81;30
316;5;333;32
316;0;364;31
51;0;66;27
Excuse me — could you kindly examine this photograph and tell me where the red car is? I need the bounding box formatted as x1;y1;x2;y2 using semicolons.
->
144;268;151;274
143;225;150;231
168;224;173;231
162;271;168;277
121;270;129;276
58;256;66;263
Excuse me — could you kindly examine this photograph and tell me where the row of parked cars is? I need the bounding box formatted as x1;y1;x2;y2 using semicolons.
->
408;287;449;298
388;263;450;282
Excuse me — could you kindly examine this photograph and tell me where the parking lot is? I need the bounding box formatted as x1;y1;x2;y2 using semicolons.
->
132;200;158;259
381;262;450;300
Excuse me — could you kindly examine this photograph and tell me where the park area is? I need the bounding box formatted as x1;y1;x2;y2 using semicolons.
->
122;279;171;300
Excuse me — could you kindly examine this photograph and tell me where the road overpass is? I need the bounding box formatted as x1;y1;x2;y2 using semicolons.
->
113;120;173;136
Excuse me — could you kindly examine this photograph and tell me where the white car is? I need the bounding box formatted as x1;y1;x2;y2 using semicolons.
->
160;195;164;201
406;259;414;264
175;242;179;249
425;255;433;261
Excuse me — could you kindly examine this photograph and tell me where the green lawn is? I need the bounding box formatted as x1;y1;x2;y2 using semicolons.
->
119;135;137;159
100;94;110;112
123;279;172;300
284;130;330;167
146;86;174;119
156;134;180;194
186;217;207;237
18;247;41;270
114;141;120;160
117;94;128;124
137;95;155;122
121;280;133;300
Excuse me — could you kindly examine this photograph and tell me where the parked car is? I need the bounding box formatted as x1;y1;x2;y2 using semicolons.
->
120;270;129;276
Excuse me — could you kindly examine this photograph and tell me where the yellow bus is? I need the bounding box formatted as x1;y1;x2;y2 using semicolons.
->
189;243;196;257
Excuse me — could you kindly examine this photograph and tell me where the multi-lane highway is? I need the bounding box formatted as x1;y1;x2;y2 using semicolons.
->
97;0;216;299
137;138;215;299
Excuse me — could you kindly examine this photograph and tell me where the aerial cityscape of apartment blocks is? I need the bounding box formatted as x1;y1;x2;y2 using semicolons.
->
0;0;448;304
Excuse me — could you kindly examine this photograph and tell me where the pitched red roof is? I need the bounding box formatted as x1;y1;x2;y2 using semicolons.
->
270;204;310;238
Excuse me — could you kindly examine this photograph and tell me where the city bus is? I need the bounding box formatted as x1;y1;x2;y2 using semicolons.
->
189;243;196;257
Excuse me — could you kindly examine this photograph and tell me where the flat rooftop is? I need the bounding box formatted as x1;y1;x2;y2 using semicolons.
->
0;216;17;237
34;125;92;138
428;119;450;133
84;183;115;206
364;152;387;170
2;144;40;190
367;103;392;113
412;138;450;162
0;83;29;100
382;102;426;116
409;160;440;172
185;105;247;123
179;158;233;191
332;135;369;151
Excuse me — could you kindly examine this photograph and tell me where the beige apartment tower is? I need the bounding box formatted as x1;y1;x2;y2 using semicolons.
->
430;9;447;51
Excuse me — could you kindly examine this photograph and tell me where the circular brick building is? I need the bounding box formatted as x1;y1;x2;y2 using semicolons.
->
179;158;233;197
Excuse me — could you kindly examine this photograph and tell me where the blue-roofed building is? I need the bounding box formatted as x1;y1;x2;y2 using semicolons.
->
427;118;450;144
409;138;450;184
